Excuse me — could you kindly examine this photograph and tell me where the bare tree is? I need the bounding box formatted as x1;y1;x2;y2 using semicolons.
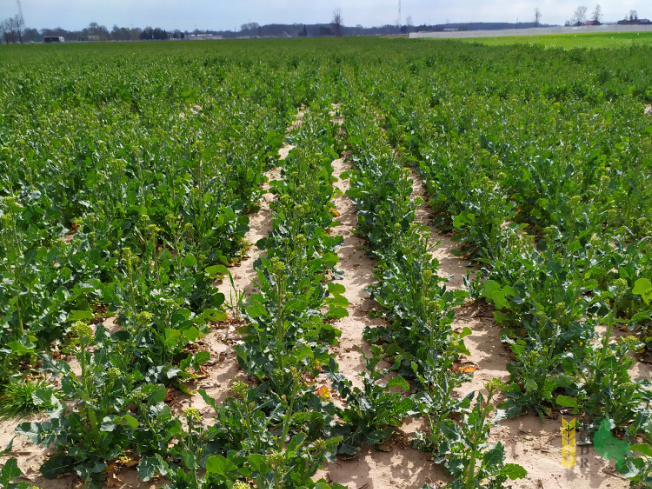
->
591;4;602;23
572;5;588;25
15;0;24;43
1;15;23;43
240;22;260;33
534;7;542;27
406;15;413;32
629;10;638;21
331;8;343;37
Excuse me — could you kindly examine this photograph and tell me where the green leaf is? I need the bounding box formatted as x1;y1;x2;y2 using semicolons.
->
481;280;516;310
322;252;339;268
594;419;630;464
630;443;652;457
555;395;577;408
503;463;528;479
286;433;307;454
182;254;197;268
482;442;505;467
1;458;21;483
328;283;346;295
164;329;181;350
245;298;267;318
524;379;537;392
247;453;270;474
192;351;211;366
206;454;238;477
459;327;472;338
181;449;195;470
326;305;349;319
117;415;139;429
67;310;94;321
205;264;228;277
387;376;410;391
138;454;168;482
40;454;75;479
327;294;349;307
633;278;652;304
7;341;35;355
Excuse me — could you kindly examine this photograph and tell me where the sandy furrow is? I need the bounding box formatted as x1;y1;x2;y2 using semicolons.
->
0;112;305;489
408;171;510;400
408;170;629;489
315;111;446;488
193;110;303;411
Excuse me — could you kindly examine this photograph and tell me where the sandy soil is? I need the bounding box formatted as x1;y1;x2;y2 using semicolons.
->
0;114;299;489
407;170;633;489
0;105;646;489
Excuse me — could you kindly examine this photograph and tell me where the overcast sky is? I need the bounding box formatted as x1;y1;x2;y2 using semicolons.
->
4;0;651;31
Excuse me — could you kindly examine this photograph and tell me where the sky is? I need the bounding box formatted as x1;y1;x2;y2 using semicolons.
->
3;0;651;32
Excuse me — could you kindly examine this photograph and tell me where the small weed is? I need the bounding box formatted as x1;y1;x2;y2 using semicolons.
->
0;378;57;421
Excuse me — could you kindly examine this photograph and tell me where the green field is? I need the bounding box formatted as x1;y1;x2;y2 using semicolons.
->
1;38;652;489
456;30;652;49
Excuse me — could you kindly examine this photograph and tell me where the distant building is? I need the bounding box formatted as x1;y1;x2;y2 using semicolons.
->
43;36;64;43
584;20;600;26
187;34;223;40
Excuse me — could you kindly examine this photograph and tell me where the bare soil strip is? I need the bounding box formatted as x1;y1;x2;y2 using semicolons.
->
317;155;447;489
407;171;629;489
0;110;305;489
194;108;304;413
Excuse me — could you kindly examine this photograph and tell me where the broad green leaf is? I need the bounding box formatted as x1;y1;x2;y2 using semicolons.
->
182;254;197;267
206;454;238;477
387;376;410;391
503;463;528;479
181;449;195;470
633;278;652;304
555;395;577;408
67;310;94;321
7;341;35;355
40;454;75;479
117;415;139;429
286;433;307;454
630;443;652;457
482;442;505;467
1;457;21;482
594;419;630;464
205;264;228;277
245;298;267;318
164;329;181;350
328;283;346;295
138;454;167;482
193;351;211;366
326;305;349;319
327;294;349;307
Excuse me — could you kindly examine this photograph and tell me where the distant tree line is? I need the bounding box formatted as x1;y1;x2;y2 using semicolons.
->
14;12;651;45
0;21;185;43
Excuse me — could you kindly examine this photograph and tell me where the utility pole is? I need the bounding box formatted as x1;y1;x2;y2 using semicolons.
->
16;0;25;43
